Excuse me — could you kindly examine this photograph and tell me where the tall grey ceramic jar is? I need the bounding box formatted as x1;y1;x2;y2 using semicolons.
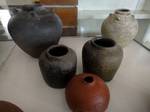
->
101;9;138;47
82;37;123;81
39;44;77;88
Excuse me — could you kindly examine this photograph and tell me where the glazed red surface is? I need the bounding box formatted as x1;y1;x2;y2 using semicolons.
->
65;73;110;112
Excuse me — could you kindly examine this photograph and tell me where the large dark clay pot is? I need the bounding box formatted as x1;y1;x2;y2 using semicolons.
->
65;73;110;112
82;37;123;81
8;5;62;58
39;45;77;88
0;101;23;112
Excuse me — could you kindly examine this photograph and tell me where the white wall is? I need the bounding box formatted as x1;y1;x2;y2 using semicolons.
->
78;0;140;10
0;0;8;6
136;0;150;10
142;0;150;10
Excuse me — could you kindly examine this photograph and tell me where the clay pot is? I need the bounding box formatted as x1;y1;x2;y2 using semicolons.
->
0;101;23;112
39;45;77;88
82;37;123;81
101;9;138;47
65;73;110;112
8;5;62;58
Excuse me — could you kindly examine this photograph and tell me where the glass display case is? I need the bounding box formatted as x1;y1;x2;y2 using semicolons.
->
0;1;150;112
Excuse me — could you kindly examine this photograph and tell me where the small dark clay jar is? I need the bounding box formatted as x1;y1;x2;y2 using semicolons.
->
0;101;23;112
39;45;77;88
82;37;123;81
65;73;110;112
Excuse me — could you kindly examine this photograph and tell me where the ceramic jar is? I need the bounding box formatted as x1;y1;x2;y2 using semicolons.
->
82;37;123;81
39;45;77;88
0;101;23;112
8;5;62;58
101;9;138;47
65;73;110;112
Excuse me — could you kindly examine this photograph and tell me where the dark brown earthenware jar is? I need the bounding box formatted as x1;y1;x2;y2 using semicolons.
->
82;37;123;81
0;101;23;112
8;5;62;58
65;73;110;112
39;44;77;88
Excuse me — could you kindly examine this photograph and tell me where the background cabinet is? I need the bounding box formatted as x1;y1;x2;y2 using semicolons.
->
0;0;150;44
40;0;77;5
40;0;78;36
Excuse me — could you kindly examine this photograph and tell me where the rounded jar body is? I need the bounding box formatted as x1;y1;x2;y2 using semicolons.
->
101;9;138;47
8;5;62;58
82;37;123;81
65;73;110;112
0;101;23;112
39;45;77;88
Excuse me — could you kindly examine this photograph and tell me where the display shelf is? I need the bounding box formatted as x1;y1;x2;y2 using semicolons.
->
0;37;150;112
78;10;150;19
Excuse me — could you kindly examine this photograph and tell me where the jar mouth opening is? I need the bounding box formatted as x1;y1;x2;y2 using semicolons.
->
115;9;130;15
92;38;115;48
48;45;68;57
84;76;94;83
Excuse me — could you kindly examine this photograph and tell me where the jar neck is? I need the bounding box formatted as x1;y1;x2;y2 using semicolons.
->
115;9;131;15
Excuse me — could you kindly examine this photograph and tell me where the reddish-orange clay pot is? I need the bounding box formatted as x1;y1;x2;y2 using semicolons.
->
65;73;110;112
0;101;23;112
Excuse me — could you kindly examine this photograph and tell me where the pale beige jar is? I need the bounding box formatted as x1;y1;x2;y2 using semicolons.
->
101;9;138;47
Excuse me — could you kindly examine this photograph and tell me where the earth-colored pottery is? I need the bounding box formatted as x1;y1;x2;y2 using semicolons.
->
0;101;23;112
101;9;138;47
65;73;110;112
82;37;123;81
8;5;62;58
39;44;77;88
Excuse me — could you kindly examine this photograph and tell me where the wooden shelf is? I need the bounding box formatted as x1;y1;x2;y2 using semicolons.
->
78;10;150;19
40;0;78;5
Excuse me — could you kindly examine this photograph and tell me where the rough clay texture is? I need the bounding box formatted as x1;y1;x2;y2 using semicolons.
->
82;38;123;81
101;11;138;47
39;45;77;88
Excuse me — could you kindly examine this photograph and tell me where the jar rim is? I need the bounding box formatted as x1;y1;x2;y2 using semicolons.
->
82;74;96;86
91;37;116;49
46;45;69;58
115;9;131;15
